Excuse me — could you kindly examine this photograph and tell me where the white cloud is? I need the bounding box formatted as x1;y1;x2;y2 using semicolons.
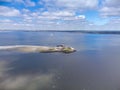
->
77;15;86;19
14;0;24;3
41;0;98;11
39;11;85;21
3;0;36;7
105;18;120;26
0;0;120;30
42;11;74;17
103;0;120;7
0;19;13;23
99;7;120;17
22;8;31;13
0;6;20;17
100;0;120;17
21;9;86;23
0;7;91;30
56;0;98;9
25;0;36;7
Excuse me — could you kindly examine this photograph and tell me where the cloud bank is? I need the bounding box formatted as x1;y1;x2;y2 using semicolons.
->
0;0;120;30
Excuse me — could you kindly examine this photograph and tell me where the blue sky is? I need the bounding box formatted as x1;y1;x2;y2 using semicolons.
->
0;0;120;30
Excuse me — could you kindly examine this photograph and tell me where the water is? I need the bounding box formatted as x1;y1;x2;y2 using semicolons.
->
0;31;120;90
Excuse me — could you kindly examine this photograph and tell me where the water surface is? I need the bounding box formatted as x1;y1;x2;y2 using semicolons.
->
0;31;120;90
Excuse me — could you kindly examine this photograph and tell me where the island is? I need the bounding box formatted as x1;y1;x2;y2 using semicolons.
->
0;45;76;54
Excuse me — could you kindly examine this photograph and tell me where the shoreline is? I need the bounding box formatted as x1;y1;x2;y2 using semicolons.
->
0;30;120;34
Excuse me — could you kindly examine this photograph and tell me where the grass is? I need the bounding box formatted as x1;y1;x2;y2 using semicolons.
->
62;47;73;53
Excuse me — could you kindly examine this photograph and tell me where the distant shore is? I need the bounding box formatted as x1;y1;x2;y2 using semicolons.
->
0;30;120;34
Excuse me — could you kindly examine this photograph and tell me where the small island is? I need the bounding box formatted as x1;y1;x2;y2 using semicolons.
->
0;45;76;54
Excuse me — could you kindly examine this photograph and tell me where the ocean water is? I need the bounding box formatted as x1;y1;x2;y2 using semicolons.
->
0;31;120;90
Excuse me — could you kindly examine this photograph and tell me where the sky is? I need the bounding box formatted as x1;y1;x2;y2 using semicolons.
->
0;0;120;31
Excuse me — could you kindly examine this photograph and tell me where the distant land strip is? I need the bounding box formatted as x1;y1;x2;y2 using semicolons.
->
1;30;120;34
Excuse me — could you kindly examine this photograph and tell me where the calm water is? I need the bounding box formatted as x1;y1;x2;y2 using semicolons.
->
0;31;120;90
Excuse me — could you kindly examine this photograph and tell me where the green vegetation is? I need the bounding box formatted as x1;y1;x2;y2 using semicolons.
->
62;47;73;53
